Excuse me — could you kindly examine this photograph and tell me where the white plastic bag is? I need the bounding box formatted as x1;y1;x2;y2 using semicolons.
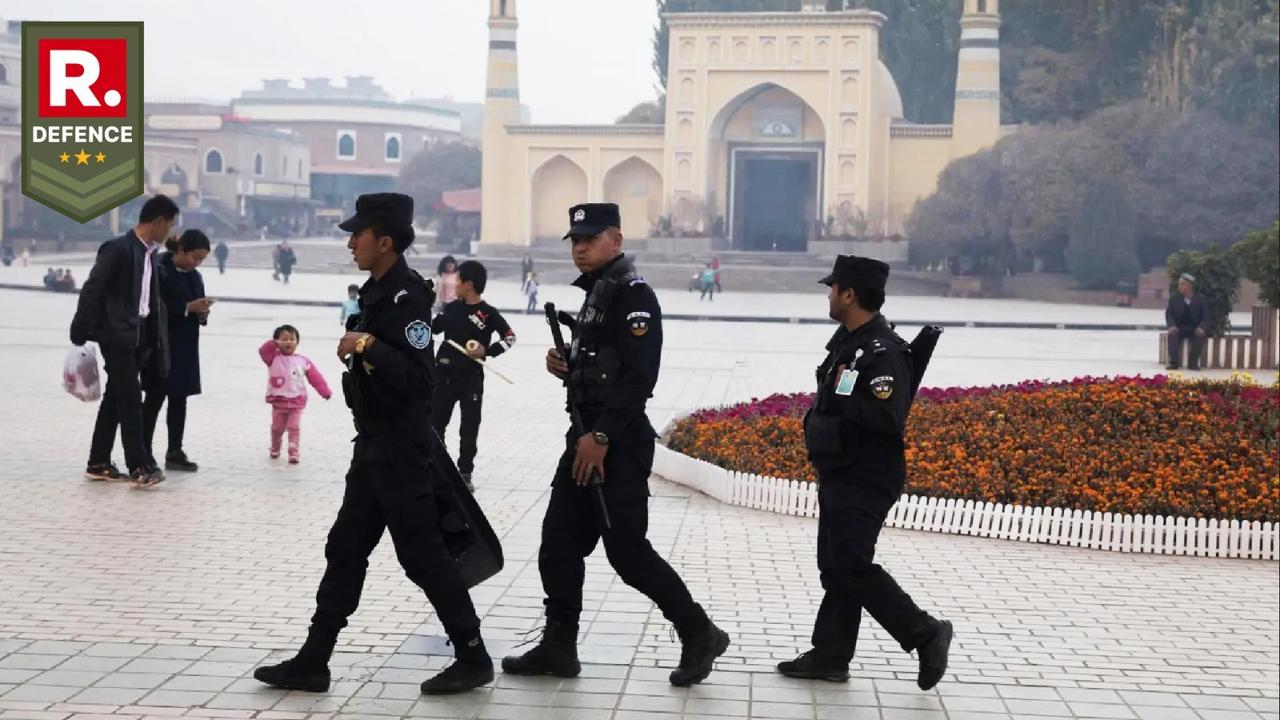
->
63;343;102;402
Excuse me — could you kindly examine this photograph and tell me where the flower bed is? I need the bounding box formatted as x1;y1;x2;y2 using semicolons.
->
666;376;1280;523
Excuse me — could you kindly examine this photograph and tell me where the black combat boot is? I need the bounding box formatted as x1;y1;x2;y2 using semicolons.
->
253;657;330;692
916;620;953;691
669;618;730;687
777;649;851;682
500;620;581;678
165;449;198;472
253;629;335;692
420;634;494;695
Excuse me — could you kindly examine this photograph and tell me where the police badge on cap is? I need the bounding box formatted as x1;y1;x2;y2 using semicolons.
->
564;203;621;239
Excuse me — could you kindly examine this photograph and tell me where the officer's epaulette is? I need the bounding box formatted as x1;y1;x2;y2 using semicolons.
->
402;269;437;305
628;274;648;287
871;338;888;355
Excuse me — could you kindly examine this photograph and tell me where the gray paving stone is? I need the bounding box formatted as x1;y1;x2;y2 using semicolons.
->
1130;706;1201;720
90;673;168;690
65;685;148;705
0;682;79;702
1002;698;1073;716
137;689;217;707
1195;711;1271;720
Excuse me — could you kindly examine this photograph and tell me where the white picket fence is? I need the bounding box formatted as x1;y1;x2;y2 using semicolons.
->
652;444;1279;560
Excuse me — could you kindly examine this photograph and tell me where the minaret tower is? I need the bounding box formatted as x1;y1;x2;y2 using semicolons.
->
951;0;1001;159
480;0;520;245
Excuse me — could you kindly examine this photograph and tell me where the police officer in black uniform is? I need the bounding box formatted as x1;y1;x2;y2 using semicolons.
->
502;203;729;687
254;193;493;696
777;255;953;690
431;260;515;490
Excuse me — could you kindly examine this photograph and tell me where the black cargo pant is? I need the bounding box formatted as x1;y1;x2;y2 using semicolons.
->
310;434;481;646
812;476;939;663
539;430;708;632
430;369;483;476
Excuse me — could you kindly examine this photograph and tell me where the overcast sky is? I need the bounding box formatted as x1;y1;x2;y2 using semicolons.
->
2;0;662;124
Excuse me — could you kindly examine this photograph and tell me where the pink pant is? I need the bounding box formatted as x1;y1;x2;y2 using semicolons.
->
270;406;304;459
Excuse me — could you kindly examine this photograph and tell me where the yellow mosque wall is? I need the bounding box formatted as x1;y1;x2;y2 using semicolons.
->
479;5;1003;249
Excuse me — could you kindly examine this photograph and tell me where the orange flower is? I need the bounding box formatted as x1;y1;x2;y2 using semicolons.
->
667;377;1280;522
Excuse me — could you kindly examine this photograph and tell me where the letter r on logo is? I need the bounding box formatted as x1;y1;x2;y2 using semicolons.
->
38;38;128;118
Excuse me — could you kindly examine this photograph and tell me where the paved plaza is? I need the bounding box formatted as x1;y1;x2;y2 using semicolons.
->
0;270;1276;719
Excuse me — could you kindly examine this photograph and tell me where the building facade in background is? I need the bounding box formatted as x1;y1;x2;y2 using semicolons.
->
232;76;462;227
480;0;1007;255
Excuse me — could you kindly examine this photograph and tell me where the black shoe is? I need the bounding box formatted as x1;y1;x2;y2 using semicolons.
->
501;621;581;678
129;464;166;489
85;462;127;481
420;658;493;695
1165;363;1180;370
165;450;198;472
669;620;730;687
776;649;850;682
1188;365;1202;371
916;620;953;691
253;657;330;693
461;473;475;492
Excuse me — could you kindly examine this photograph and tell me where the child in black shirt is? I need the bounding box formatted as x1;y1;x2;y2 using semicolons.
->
430;261;515;490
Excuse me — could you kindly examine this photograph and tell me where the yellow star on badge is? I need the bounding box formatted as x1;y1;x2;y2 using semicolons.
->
95;152;107;163
74;149;90;165
59;152;70;164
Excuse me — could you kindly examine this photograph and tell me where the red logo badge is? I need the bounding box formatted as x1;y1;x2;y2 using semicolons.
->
38;38;129;118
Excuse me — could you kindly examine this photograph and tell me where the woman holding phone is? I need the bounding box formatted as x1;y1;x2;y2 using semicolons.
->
143;229;214;472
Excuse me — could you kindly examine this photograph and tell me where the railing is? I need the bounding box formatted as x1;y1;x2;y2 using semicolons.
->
653;444;1278;560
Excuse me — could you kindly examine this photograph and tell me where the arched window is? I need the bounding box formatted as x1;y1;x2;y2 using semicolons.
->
253;153;264;176
385;134;401;162
0;64;8;85
205;149;223;173
337;132;356;159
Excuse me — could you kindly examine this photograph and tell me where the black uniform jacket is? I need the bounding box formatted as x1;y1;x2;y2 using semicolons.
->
347;256;437;458
569;253;662;442
804;314;913;484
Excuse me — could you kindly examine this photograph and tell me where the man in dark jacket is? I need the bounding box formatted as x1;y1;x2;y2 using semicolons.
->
70;195;179;487
253;193;494;696
502;203;728;688
778;255;952;690
1165;273;1210;370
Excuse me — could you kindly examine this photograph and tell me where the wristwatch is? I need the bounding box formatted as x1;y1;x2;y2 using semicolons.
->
354;333;373;354
591;431;610;446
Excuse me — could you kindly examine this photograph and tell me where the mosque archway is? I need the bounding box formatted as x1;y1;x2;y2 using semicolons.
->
706;83;825;252
530;155;587;242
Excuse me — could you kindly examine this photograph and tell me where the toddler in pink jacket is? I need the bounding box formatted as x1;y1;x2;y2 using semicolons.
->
259;324;332;463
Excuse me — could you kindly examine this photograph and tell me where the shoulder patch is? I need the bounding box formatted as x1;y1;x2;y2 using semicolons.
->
870;374;895;400
404;319;431;349
627;311;652;337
